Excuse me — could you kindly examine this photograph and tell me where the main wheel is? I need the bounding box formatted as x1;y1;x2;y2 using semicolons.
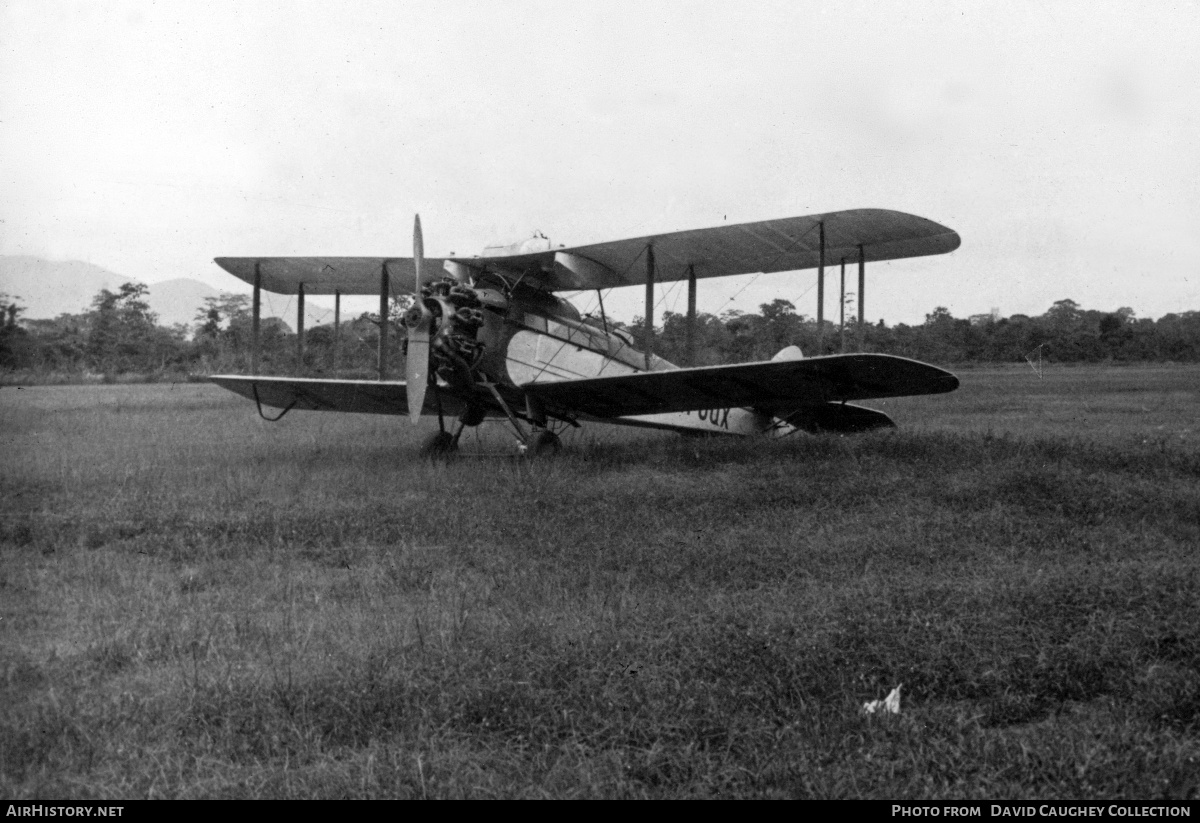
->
460;405;487;427
528;430;562;459
420;430;457;460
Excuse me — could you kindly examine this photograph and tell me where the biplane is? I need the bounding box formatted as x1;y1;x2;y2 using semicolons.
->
210;209;961;456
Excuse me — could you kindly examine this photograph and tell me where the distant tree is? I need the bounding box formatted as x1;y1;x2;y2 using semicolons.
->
627;315;658;358
16;314;89;372
343;302;406;377
191;294;252;370
88;283;158;373
1;293;24;329
720;308;762;363
924;306;954;327
82;283;190;376
1098;310;1128;349
1155;311;1200;361
643;297;1200;367
917;306;969;362
195;295;251;343
1045;298;1083;327
197;306;222;340
0;293;31;368
759;299;804;357
658;310;732;366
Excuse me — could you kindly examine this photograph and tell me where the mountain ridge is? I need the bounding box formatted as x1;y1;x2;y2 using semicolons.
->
0;256;333;330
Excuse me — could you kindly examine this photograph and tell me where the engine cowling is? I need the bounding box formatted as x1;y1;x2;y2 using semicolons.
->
404;276;489;384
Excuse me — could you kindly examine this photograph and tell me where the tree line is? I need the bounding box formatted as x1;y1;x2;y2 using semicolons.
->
639;298;1200;367
2;286;1198;383
0;286;406;381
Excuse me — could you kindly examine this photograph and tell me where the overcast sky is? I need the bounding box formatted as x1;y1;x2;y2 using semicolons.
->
2;0;1198;325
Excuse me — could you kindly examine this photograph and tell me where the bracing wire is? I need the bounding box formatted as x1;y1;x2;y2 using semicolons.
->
1024;343;1047;379
711;220;825;317
653;278;683;315
713;272;764;316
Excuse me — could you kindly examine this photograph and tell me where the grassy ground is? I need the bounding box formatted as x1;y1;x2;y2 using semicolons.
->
2;364;1198;798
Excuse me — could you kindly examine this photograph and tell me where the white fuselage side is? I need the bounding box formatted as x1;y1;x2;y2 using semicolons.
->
503;324;796;437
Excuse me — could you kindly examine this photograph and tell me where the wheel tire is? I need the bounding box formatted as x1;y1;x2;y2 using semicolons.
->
528;430;562;459
460;405;487;427
420;431;457;460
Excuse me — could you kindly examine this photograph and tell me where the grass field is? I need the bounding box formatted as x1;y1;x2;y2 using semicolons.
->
2;363;1198;798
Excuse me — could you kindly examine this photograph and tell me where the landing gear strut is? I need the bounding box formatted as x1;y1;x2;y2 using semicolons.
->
422;401;491;461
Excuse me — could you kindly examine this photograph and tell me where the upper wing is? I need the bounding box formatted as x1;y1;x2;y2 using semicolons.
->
211;257;438;296
525;208;960;291
463;207;960;291
213;208;958;296
209;374;472;416
522;353;958;419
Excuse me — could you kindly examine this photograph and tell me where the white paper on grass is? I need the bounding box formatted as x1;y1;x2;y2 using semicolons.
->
862;684;902;715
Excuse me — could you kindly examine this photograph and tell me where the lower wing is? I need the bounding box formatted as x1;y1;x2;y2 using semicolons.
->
212;353;955;427
522;353;958;419
209;375;471;417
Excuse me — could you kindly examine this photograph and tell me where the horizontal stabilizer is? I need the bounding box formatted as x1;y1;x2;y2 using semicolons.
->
783;402;895;433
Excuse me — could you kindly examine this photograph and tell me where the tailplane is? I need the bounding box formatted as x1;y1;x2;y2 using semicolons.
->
784;402;895;434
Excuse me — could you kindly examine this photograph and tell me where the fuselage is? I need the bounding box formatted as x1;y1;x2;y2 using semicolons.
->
433;276;790;436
